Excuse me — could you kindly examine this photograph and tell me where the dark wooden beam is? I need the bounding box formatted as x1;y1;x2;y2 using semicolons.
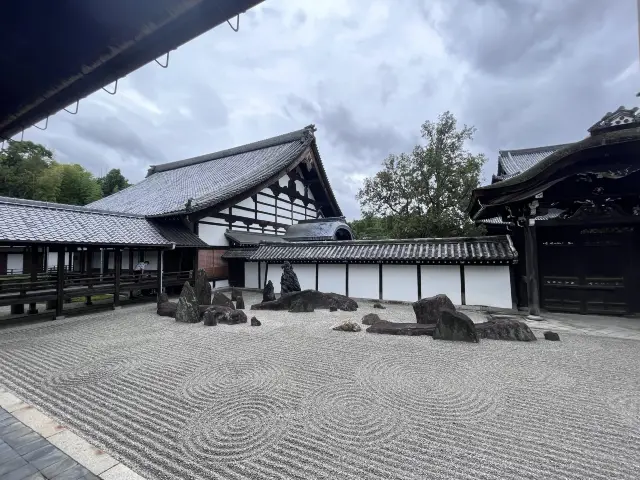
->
28;245;39;314
460;265;466;306
157;249;163;298
114;248;122;308
55;246;66;318
524;222;541;316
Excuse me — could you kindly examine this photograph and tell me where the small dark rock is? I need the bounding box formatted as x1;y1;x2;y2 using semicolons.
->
203;309;218;326
373;302;386;309
194;269;212;305
544;331;560;341
476;319;537;341
366;321;436;336
211;291;235;309
329;306;338;312
230;288;238;301
289;298;315;313
280;261;301;294
225;309;248;324
262;280;276;303
433;310;479;343
413;294;456;324
362;313;383;325
175;282;200;323
236;296;245;309
157;301;177;318
333;321;362;332
157;292;169;305
251;316;261;326
203;305;234;325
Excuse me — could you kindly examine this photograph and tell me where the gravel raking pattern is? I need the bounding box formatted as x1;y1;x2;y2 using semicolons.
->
1;294;639;480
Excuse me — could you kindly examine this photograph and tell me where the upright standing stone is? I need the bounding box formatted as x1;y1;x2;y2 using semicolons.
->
211;291;235;309
262;280;276;303
280;262;301;294
175;281;200;323
194;269;211;305
433;310;479;343
236;296;245;309
412;294;456;324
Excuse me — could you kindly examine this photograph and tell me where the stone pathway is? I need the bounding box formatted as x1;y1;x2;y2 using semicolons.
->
0;389;144;480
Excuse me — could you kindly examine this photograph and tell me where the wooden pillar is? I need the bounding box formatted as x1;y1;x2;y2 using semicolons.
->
103;249;109;275
55;246;65;318
43;246;49;275
157;250;163;296
67;248;73;272
85;247;94;305
524;221;541;317
192;248;199;284
114;248;121;308
28;245;39;314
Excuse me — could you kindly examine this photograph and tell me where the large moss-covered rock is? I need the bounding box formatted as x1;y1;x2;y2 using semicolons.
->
225;310;248;324
194;269;211;305
412;294;456;324
211;291;235;309
202;305;236;325
157;301;177;317
433;310;479;343
175;282;200;323
362;313;383;325
475;319;537;341
252;290;358;312
289;297;315;313
280;262;301;294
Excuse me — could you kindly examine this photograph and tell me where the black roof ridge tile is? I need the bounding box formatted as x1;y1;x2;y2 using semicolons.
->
259;234;511;247
148;125;316;175
498;143;574;156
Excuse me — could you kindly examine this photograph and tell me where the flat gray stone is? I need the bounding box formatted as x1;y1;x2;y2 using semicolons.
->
3;462;39;480
0;457;28;477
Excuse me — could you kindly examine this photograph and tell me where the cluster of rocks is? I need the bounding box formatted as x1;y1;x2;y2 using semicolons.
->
156;269;260;327
364;294;551;343
252;289;358;312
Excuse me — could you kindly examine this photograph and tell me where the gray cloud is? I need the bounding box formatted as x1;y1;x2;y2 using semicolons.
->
18;0;639;221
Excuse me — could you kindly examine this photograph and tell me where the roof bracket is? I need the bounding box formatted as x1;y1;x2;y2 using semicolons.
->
33;116;49;131
227;14;240;32
64;100;79;115
102;79;118;95
155;52;170;68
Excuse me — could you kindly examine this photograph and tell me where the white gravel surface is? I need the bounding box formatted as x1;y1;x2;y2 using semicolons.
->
1;292;639;480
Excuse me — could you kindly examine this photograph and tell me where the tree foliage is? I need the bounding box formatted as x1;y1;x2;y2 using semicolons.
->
356;111;487;238
0;140;129;206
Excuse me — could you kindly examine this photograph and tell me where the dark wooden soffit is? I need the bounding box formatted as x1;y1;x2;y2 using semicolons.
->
469;127;640;220
0;0;264;140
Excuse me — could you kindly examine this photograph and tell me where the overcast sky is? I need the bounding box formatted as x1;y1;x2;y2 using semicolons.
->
22;0;639;220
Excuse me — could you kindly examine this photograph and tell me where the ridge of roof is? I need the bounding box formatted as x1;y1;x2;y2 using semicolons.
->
261;235;509;247
0;196;145;218
498;143;573;156
148;125;317;176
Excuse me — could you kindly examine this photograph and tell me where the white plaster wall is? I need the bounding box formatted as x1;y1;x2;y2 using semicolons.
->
295;179;305;195
278;176;289;187
265;263;284;293
245;262;259;288
382;265;418;302
259;262;267;288
421;265;461;305
318;264;346;295
348;264;379;299
198;221;228;246
7;253;22;273
464;265;512;309
215;279;229;289
307;189;315;200
231;221;246;231
293;264;316;290
235;197;255;210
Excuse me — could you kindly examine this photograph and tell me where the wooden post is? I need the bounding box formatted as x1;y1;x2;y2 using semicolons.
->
85;247;93;305
68;248;73;272
114;248;121;308
192;248;199;284
157;249;163;297
55;246;65;318
524;221;541;317
28;245;39;314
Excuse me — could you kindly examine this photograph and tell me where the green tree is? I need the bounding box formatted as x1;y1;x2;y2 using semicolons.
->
356;111;487;238
56;164;103;206
97;168;130;197
348;215;393;240
0;140;54;199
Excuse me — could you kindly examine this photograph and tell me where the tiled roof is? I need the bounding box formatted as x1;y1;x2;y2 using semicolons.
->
224;230;284;246
0;196;195;246
588;106;640;133
249;235;517;264
478;208;564;225
497;144;571;178
86;126;340;217
222;248;257;260
284;217;354;241
151;221;208;247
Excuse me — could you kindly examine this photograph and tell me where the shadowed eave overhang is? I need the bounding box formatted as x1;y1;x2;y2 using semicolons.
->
469;127;640;221
0;0;264;140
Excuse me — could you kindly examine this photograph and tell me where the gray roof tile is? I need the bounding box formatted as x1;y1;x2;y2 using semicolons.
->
0;196;195;246
86;126;324;217
497;144;571;177
284;217;354;241
222;247;257;259
249;235;517;264
224;230;284;246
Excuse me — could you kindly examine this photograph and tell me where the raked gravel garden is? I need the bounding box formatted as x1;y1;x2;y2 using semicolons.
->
1;291;639;480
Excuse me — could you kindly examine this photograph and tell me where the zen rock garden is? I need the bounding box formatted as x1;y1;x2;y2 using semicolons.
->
156;265;558;343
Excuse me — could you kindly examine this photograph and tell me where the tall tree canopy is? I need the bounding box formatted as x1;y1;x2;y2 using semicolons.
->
0;140;130;206
356;111;487;238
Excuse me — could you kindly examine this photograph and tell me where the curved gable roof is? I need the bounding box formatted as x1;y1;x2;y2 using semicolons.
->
284;217;354;241
87;126;342;217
